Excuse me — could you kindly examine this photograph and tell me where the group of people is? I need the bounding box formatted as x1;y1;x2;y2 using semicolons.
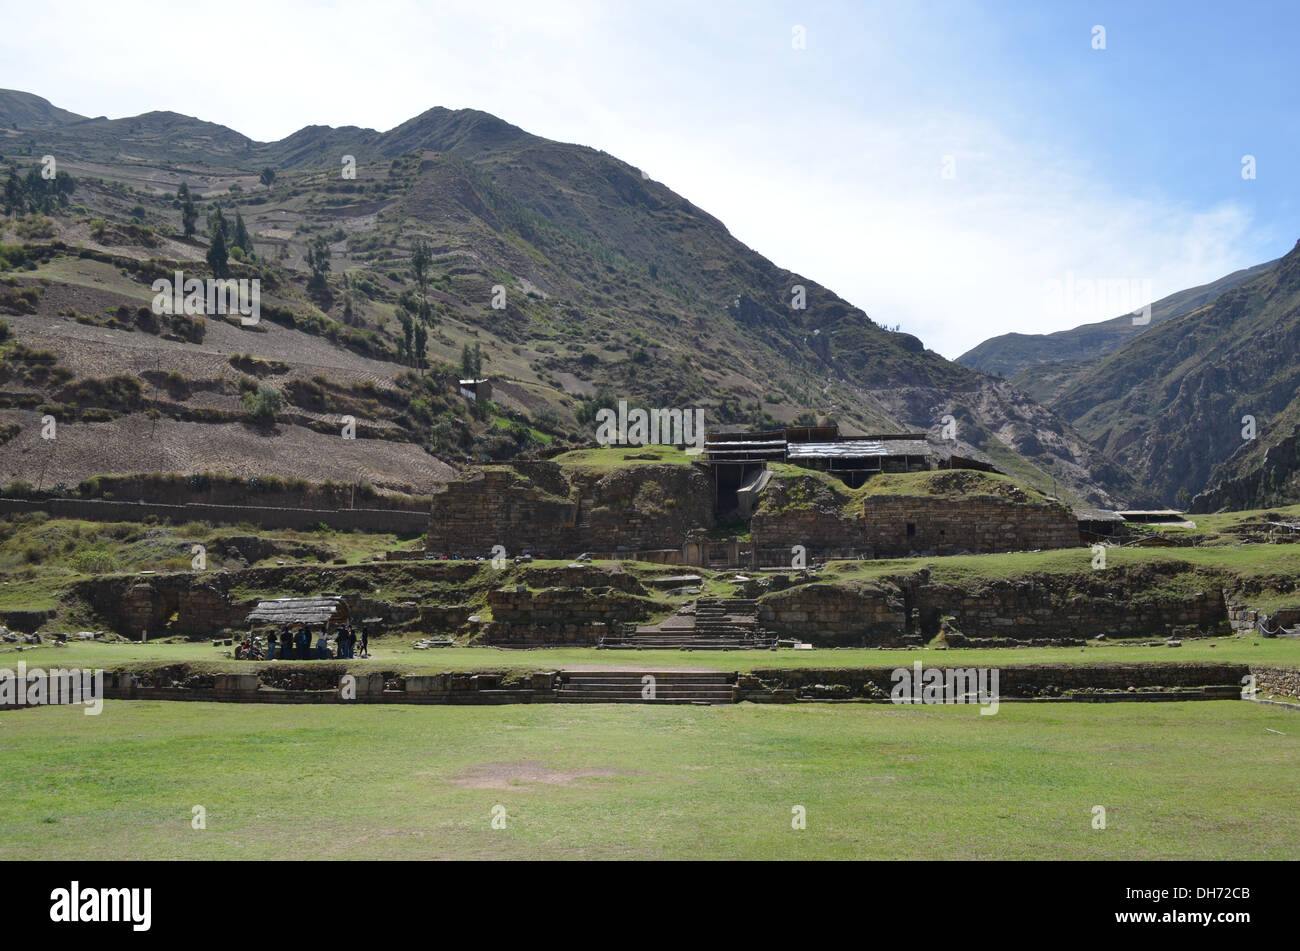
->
263;624;368;660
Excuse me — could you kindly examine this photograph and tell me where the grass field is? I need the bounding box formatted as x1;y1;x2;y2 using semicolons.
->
1;700;1294;860
9;634;1300;678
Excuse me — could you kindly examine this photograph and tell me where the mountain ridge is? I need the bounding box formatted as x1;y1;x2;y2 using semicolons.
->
0;90;1148;507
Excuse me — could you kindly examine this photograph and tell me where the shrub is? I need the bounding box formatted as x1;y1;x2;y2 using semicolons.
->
72;548;117;574
4;480;38;498
13;215;55;240
241;384;283;420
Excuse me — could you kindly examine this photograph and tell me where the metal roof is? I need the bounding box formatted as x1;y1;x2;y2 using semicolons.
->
246;596;350;626
1075;508;1123;521
703;439;787;449
786;439;931;460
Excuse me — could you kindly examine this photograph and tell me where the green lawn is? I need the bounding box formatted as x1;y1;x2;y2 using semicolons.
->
9;631;1300;679
1;700;1294;859
551;444;694;470
10;634;1300;676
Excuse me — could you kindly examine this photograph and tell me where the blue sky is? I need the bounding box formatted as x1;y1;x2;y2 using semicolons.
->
2;0;1295;357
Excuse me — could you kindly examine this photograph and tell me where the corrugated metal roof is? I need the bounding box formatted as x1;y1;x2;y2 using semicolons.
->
1075;508;1123;521
786;439;931;459
246;596;350;626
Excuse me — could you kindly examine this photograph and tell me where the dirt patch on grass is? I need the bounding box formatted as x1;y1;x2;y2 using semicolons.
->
441;760;620;789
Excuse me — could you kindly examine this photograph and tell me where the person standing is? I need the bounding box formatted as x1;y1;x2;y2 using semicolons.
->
359;626;369;658
279;628;293;662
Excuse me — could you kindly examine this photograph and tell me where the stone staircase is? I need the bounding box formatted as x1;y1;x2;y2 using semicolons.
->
555;670;737;703
695;598;760;638
599;598;777;649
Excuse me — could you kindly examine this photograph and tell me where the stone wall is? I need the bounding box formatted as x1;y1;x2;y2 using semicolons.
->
1251;665;1300;700
69;561;484;638
426;461;714;557
751;482;1079;557
62;662;1266;708
916;580;1229;641
71;475;430;511
744;663;1251;700
760;583;908;646
520;565;648;594
95;669;555;705
755;571;1231;646
0;497;428;534
426;466;579;557
482;585;651;646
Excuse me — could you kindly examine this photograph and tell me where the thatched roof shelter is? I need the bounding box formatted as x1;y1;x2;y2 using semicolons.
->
246;596;350;628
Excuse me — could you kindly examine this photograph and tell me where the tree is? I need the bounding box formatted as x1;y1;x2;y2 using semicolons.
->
178;182;197;238
460;343;473;380
206;226;229;279
396;308;414;365
472;341;483;377
3;167;22;216
413;322;428;370
51;169;75;209
410;238;432;295
575;389;619;426
260;168;276;187
232;210;251;253
8;163;76;215
207;203;228;243
306;236;331;287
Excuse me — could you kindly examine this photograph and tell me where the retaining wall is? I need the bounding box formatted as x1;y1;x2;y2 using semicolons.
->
751;489;1079;557
0;497;428;533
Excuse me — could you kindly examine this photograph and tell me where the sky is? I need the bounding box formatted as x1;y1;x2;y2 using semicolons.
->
2;0;1296;358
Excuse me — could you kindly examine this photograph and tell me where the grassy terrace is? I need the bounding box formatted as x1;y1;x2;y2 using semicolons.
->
549;444;694;471
0;514;423;615
1125;503;1300;543
3;505;1300;653
1;700;1294;859
760;464;1065;519
822;542;1300;582
9;634;1300;678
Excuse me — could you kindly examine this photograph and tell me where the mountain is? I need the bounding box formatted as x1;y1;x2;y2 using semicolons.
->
0;91;1140;506
1041;242;1300;508
0;89;88;130
957;260;1277;405
1194;397;1300;512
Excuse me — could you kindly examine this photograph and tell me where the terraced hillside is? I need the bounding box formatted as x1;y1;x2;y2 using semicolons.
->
0;89;1136;507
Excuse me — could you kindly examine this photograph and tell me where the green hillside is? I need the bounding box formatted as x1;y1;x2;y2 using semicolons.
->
0;90;1137;507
